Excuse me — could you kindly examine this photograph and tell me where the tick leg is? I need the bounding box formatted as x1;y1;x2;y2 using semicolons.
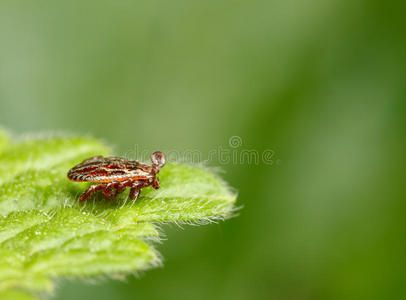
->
80;184;105;202
129;187;140;200
109;181;127;198
104;180;133;199
115;183;126;195
115;179;135;197
102;182;117;200
128;180;146;200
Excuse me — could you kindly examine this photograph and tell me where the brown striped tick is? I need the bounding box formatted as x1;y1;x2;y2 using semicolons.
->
67;152;165;202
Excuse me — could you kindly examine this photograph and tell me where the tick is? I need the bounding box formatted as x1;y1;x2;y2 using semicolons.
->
67;151;166;202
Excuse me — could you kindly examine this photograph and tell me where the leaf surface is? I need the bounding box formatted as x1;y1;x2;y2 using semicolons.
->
0;130;236;299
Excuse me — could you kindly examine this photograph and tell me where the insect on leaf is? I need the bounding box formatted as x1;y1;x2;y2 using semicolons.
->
0;129;237;299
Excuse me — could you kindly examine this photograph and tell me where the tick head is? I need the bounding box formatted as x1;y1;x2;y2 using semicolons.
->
150;151;166;171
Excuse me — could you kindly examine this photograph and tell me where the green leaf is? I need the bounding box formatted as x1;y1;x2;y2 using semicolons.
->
0;130;237;299
0;289;38;300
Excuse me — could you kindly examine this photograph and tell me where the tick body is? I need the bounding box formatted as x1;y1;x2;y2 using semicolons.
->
67;152;166;202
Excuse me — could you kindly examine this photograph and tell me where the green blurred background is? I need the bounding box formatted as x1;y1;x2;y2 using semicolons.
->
1;0;405;299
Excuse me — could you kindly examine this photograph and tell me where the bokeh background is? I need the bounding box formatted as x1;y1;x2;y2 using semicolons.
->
1;0;405;299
